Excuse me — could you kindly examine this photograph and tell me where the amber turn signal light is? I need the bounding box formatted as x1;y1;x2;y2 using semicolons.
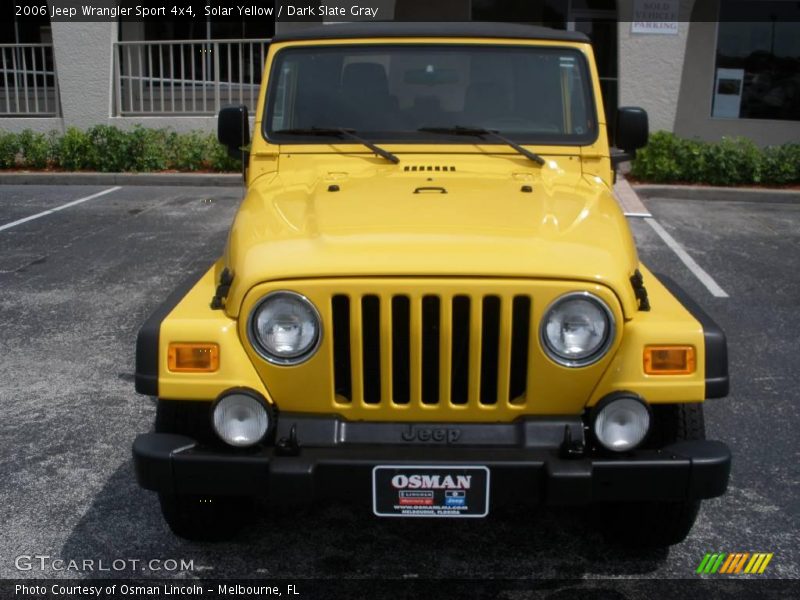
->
644;345;695;375
168;343;219;372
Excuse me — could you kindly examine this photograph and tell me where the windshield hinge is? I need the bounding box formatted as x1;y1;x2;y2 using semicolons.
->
630;269;651;311
210;268;234;310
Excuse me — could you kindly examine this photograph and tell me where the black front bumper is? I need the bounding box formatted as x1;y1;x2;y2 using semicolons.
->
133;432;731;507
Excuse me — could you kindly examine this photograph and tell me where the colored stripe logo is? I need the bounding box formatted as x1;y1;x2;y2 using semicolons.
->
696;553;773;574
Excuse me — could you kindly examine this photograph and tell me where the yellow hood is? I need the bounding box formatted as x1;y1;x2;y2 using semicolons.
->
223;156;639;317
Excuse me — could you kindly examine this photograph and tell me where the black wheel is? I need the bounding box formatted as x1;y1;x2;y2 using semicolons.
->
158;493;254;542
644;402;706;449
597;403;706;548
154;399;215;444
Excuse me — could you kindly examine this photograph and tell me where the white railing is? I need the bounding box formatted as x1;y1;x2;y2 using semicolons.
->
0;44;60;117
113;39;270;116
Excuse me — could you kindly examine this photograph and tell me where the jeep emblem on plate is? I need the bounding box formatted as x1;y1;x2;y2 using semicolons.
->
401;426;461;444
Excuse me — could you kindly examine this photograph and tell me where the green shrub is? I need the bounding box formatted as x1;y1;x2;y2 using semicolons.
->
17;129;53;169
0;126;241;172
630;131;682;183
180;132;202;170
57;127;91;170
0;125;241;172
126;126;169;172
631;132;799;186
701;137;762;185
85;125;132;171
760;144;800;185
206;135;243;172
0;132;19;168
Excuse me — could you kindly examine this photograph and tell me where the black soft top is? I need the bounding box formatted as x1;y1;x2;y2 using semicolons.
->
271;22;590;44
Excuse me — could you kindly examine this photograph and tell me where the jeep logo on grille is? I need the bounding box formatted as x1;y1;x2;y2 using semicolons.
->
401;426;461;444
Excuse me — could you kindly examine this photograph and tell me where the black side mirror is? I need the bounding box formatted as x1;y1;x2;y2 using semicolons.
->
611;107;648;169
218;105;250;161
615;106;649;154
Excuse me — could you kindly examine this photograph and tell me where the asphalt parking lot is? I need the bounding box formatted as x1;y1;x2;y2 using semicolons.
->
0;184;798;592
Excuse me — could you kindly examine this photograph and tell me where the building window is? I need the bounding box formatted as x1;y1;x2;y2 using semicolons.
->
0;8;58;117
713;3;800;121
119;16;274;43
0;8;50;44
115;11;274;115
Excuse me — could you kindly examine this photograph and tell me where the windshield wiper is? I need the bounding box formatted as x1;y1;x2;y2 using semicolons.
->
418;126;545;166
274;127;399;164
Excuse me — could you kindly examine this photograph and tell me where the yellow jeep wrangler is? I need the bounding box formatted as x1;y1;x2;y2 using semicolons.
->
132;22;730;546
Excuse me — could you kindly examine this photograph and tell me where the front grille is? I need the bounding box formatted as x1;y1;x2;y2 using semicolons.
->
331;292;532;408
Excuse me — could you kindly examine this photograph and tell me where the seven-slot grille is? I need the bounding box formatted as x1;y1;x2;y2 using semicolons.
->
330;293;532;408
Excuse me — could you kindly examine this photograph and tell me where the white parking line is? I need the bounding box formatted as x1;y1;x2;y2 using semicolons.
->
0;186;122;232
645;217;729;298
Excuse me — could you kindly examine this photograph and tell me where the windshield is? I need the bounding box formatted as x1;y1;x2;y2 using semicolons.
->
265;44;597;145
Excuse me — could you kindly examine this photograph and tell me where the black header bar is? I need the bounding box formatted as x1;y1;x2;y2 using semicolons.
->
7;1;800;23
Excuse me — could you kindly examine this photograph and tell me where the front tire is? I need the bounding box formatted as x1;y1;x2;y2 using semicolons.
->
597;403;706;547
155;399;215;444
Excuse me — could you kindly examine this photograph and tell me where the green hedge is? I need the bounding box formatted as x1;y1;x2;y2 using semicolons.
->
0;126;241;172
631;131;800;186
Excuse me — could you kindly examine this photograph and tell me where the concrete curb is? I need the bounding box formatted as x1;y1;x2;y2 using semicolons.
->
634;184;800;203
613;176;651;217
0;172;243;186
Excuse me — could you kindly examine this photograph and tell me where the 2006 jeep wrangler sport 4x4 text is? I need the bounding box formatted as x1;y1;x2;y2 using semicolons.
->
133;22;731;546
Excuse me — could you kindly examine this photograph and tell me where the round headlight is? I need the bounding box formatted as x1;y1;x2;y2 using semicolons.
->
212;391;270;447
540;292;615;367
593;396;650;452
248;291;321;365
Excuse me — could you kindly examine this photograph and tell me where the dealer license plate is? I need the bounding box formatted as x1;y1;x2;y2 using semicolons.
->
372;465;490;518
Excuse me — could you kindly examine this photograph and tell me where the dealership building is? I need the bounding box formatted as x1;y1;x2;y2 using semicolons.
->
1;0;798;146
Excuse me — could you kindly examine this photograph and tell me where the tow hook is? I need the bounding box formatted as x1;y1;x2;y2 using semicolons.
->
560;425;586;458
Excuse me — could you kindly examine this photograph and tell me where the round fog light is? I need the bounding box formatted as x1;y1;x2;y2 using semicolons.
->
212;392;269;447
593;396;650;452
